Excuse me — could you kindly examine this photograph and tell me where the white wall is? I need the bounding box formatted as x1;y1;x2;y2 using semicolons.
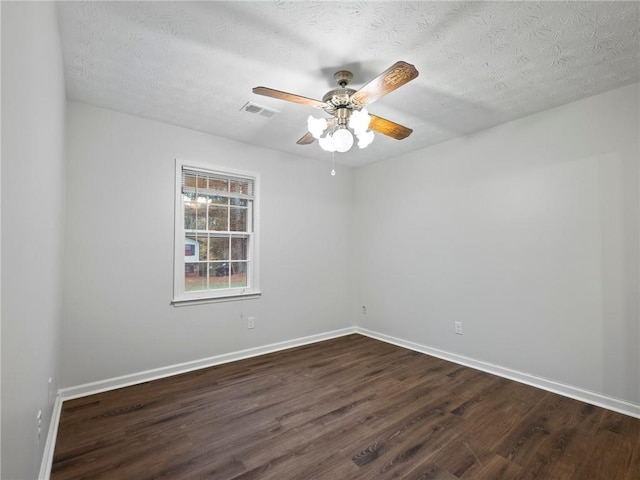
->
62;102;353;387
1;2;66;479
1;6;635;477
354;83;640;405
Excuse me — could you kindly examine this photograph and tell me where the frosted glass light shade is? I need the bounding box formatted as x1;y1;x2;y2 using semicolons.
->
357;130;375;148
307;115;328;139
318;134;336;152
349;108;371;135
332;128;354;153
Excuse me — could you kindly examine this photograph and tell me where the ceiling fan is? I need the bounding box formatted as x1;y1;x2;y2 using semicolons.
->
253;61;419;153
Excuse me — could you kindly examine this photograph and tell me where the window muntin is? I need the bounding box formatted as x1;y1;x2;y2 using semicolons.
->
174;161;259;303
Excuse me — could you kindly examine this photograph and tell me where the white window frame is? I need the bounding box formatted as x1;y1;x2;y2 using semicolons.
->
172;159;261;305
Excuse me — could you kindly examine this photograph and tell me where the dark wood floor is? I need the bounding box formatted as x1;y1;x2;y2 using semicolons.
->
52;334;639;480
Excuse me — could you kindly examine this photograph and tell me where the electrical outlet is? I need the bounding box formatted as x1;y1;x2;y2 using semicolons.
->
454;321;463;335
247;316;255;329
36;410;42;444
362;305;367;314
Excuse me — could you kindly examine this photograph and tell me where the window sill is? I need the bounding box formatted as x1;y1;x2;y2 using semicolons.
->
171;291;262;307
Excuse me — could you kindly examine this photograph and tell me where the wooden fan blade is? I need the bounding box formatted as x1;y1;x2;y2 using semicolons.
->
351;61;419;106
369;114;413;140
297;131;316;145
253;87;325;109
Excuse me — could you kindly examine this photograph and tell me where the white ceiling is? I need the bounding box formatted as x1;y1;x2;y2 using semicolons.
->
56;1;640;167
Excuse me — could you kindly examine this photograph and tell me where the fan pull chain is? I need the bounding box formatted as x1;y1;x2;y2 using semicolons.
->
331;151;336;176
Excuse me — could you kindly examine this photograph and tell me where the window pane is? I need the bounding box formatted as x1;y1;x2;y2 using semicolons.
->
196;202;207;230
197;237;208;260
209;237;229;260
185;236;198;260
231;262;248;288
185;263;207;291
230;179;249;195
196;176;207;189
184;202;197;230
209;262;229;289
209;206;228;231
184;174;197;188
209;178;228;192
230;197;248;207
211;195;227;205
229;207;247;232
199;194;216;206
231;237;248;260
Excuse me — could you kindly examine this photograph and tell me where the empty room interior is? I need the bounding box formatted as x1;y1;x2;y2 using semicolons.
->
1;1;639;479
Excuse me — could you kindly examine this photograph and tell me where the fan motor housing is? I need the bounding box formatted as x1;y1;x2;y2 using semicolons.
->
323;87;357;114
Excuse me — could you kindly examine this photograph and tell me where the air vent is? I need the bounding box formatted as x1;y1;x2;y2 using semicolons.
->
240;102;279;119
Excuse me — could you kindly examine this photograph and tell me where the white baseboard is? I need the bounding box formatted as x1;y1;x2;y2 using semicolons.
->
40;325;639;479
58;327;357;401
39;394;63;480
356;327;640;419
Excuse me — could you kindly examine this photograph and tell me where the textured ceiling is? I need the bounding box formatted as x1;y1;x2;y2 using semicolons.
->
56;1;640;166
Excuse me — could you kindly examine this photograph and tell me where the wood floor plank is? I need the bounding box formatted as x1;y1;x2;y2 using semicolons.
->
51;334;640;480
570;409;640;480
625;431;640;480
494;392;597;471
459;453;523;480
350;407;463;479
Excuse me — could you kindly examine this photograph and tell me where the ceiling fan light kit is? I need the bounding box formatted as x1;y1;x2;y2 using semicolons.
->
308;107;374;152
253;61;419;154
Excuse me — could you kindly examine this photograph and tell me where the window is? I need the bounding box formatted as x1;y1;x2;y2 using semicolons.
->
173;160;260;304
